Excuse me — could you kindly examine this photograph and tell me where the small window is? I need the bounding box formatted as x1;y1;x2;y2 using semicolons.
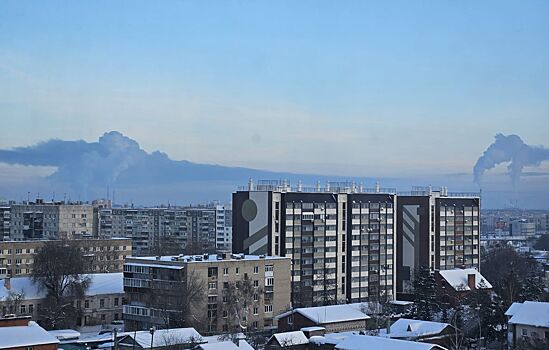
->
223;267;229;275
522;328;528;336
253;266;259;274
235;267;239;274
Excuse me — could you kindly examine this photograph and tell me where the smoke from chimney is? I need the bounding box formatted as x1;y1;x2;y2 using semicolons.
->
473;134;549;187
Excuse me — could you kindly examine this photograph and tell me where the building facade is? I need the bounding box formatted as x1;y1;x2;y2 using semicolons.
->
396;187;480;297
98;205;232;256
233;180;397;307
3;200;94;241
123;253;291;334
0;238;132;278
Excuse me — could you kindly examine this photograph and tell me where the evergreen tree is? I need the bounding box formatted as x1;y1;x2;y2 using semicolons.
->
411;266;438;320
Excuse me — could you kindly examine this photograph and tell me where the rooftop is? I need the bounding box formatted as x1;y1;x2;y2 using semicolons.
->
380;318;452;339
0;321;59;348
277;303;370;324
128;253;287;265
334;334;447;350
270;331;309;346
507;301;549;328
124;327;203;348
438;268;492;291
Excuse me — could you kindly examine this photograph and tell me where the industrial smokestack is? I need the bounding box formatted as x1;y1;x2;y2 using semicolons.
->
473;134;549;187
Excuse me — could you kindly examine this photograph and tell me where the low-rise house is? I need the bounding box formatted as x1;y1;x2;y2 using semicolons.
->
331;334;448;350
506;301;549;349
310;333;448;350
0;316;59;350
266;331;309;349
276;304;370;333
379;318;455;347
118;327;205;350
0;272;124;327
437;268;492;304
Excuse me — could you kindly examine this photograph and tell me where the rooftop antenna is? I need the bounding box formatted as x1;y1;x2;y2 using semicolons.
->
107;185;110;201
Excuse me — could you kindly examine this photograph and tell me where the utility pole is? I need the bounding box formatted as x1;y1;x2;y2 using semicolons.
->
149;326;156;349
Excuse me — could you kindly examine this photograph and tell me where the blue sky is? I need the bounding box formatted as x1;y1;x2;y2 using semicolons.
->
1;0;548;178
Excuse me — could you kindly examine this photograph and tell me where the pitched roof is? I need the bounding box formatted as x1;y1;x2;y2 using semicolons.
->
129;327;203;348
381;318;451;338
504;302;523;317
198;341;240;350
278;304;370;324
0;273;123;301
334;334;447;350
508;301;549;328
0;321;60;348
438;268;492;291
270;331;309;346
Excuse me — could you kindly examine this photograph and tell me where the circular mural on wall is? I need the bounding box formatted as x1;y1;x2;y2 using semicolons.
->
241;199;258;222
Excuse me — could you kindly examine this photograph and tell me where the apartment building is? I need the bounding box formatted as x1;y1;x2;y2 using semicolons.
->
233;180;397;307
3;200;94;240
98;205;232;256
0;238;132;278
0;205;10;241
396;187;481;297
123;253;291;334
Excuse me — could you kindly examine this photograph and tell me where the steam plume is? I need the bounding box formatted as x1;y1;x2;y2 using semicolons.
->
473;134;549;186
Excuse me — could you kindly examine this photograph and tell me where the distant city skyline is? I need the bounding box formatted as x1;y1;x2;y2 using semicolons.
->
1;1;548;207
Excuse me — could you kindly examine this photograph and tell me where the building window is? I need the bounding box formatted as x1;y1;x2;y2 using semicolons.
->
252;321;258;329
208;267;218;277
85;300;89;309
223;282;229;289
223;310;228;318
100;299;105;308
253;280;259;287
253;307;258;315
235;267;239;274
266;277;274;286
223;267;229;275
265;305;273;313
288;315;293;324
209;282;217;289
253;293;259;301
522;328;528;336
29;304;33;314
20;304;26;314
101;314;106;321
253;266;259;274
114;298;119;306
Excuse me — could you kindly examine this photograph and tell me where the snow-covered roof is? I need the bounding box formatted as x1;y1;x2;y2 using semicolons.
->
48;329;81;340
508;301;549;328
0;321;60;348
198;341;240;350
301;326;326;332
380;318;451;339
505;302;523;317
86;272;124;295
438;268;492;291
334;334;447;350
129;327;203;348
270;331;309;346
132;253;285;264
0;273;123;301
278;304;370;324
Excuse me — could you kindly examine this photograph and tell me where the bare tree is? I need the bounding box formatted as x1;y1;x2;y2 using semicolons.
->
150;269;206;330
31;240;91;329
4;290;25;315
219;275;263;344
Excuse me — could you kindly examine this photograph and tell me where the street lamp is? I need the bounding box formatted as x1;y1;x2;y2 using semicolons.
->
149;326;156;349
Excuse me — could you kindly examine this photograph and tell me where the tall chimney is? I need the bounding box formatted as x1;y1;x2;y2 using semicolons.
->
467;273;476;290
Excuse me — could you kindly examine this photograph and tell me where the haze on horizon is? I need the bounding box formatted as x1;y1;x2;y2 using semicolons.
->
1;1;548;207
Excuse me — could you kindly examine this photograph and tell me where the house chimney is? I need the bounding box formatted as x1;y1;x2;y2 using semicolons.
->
467;273;476;290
